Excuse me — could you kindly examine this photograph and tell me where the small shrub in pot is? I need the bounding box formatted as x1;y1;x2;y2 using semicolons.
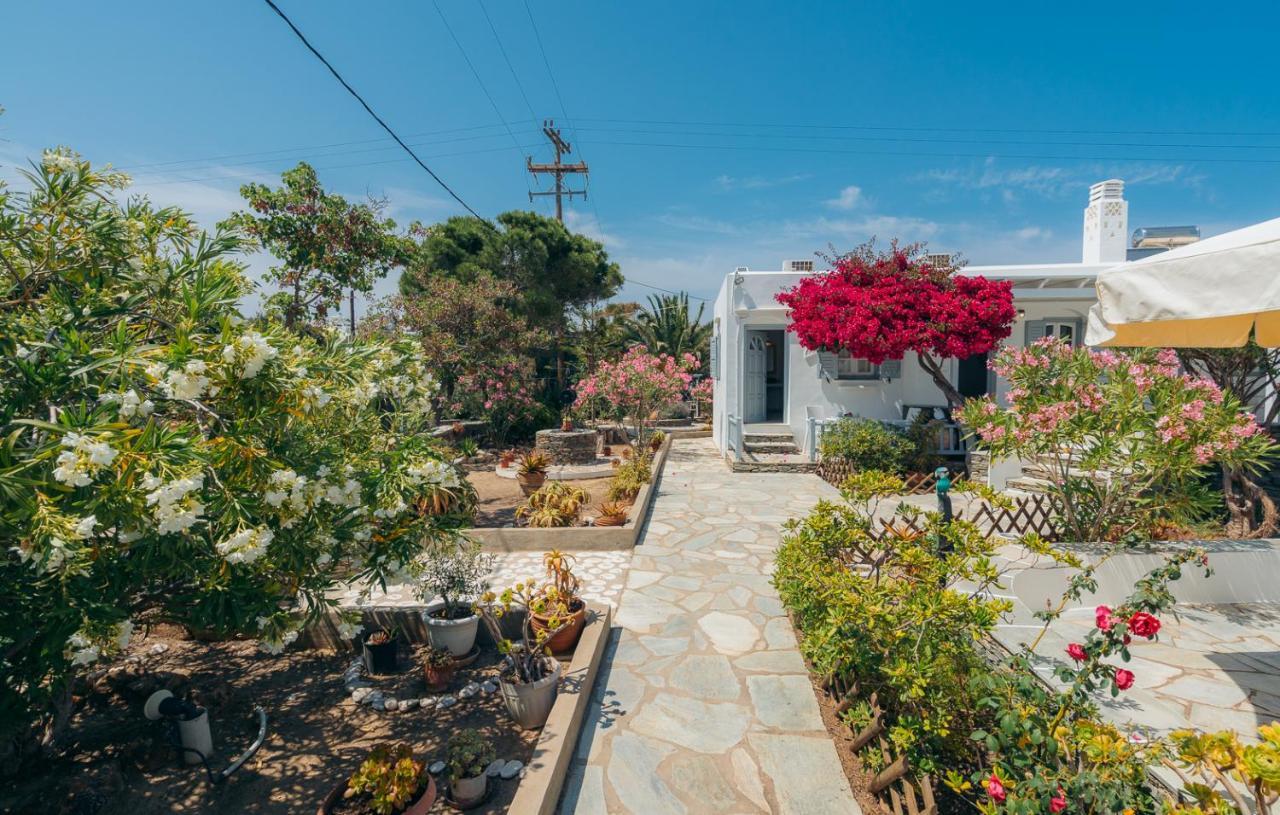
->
531;550;587;652
416;538;493;657
422;647;457;691
476;582;572;730
515;451;549;495
446;729;495;809
333;743;435;815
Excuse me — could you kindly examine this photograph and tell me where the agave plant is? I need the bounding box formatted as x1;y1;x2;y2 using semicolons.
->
515;482;589;527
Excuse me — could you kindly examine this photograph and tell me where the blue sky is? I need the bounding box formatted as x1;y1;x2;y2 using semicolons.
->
4;0;1280;312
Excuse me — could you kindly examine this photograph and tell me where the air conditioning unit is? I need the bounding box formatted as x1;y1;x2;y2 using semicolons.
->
782;259;814;272
924;253;953;268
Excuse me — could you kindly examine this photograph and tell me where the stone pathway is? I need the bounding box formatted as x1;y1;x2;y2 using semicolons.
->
559;438;860;815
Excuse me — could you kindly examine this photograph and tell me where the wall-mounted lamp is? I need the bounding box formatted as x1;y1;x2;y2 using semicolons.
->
1016;308;1026;320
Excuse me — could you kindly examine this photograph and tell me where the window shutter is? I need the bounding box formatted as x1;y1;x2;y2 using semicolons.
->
879;359;902;380
816;350;838;380
1072;318;1085;348
1023;319;1050;345
709;336;719;379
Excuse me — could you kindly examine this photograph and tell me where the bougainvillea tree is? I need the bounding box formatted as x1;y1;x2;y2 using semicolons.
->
960;339;1275;542
573;348;697;446
776;242;1015;407
0;151;471;749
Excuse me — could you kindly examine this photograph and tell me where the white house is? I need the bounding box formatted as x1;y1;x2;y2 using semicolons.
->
710;179;1165;463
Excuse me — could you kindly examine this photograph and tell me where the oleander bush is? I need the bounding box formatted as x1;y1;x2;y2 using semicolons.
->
0;150;471;751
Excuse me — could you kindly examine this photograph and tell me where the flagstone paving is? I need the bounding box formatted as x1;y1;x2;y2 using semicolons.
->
559;438;859;815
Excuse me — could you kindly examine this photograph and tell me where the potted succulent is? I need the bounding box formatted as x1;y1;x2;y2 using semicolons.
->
361;628;400;676
445;729;496;809
648;429;666;453
476;582;571;729
595;501;629;527
418;539;493;658
530;550;587;653
515;451;549;496
498;449;516;469
422;647;456;691
319;743;436;815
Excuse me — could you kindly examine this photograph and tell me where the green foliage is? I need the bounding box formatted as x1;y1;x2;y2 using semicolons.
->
606;454;652;502
1163;723;1280;814
0;149;467;745
416;539;493;617
774;472;1010;773
225;162;404;330
347;743;427;815
445;729;495;781
623;293;710;365
818;417;915;474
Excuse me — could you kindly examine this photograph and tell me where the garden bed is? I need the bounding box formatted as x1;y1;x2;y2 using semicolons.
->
3;608;612;815
466;471;615;528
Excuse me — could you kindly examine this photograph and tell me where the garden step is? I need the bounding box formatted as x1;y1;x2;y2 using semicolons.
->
742;432;796;443
743;441;800;454
731;453;817;473
1004;476;1055;494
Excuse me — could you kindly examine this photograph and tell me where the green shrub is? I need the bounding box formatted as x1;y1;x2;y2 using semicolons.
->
606;454;652;502
818;418;915;474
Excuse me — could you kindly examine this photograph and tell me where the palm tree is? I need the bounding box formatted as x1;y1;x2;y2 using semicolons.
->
624;292;711;364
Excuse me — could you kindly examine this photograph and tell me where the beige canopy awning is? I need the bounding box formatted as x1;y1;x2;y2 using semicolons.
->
1085;216;1280;347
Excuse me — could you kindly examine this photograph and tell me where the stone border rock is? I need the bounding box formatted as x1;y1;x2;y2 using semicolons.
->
467;436;673;552
507;602;612;815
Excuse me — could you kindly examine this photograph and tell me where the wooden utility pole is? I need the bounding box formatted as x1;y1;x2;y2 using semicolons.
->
527;120;588;223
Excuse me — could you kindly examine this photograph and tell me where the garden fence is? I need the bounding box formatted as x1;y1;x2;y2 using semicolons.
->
857;494;1062;543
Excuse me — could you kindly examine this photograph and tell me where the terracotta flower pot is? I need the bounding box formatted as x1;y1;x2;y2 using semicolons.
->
516;472;545;496
423;661;456;692
594;514;626;527
318;775;436;815
530;600;587;654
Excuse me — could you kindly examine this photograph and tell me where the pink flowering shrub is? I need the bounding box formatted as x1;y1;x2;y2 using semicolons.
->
573;348;697;445
961;340;1275;542
690;378;713;419
456;359;544;445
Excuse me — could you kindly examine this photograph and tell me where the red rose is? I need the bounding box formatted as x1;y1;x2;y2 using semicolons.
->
1114;668;1135;690
1050;789;1068;813
1066;643;1087;662
1094;605;1116;631
986;772;1007;803
1127;612;1160;639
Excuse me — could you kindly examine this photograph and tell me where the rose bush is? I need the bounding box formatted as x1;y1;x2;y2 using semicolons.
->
961;340;1275;542
0;150;471;751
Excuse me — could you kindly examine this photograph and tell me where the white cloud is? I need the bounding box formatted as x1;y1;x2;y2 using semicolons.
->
914;156;1208;200
565;209;626;249
824;185;864;210
714;172;811;191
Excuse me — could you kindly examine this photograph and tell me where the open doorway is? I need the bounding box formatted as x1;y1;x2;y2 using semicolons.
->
744;329;786;423
957;351;991;400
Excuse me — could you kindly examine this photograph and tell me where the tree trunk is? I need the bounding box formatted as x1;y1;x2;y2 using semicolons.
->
917;352;966;409
349;289;356;338
1223;464;1278;538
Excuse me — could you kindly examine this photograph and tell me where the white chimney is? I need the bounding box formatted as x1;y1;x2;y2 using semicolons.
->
1082;179;1128;264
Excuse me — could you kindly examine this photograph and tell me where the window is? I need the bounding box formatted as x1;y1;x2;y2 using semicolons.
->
1040;322;1076;345
836;350;878;380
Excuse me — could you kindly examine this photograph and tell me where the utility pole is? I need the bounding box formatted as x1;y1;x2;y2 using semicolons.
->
527;119;588;223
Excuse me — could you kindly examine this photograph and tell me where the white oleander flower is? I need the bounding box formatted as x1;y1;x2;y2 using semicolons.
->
100;388;155;419
73;515;98;540
144;473;205;535
216;526;273;565
66;632;100;666
53;433;118;486
161;360;211;400
223;331;278;379
335;619;364;639
301;384;331;411
42;148;79;174
115;620;134;650
259;629;298;655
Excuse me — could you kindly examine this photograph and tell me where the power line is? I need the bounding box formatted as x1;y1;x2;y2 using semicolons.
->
431;0;530;178
576;138;1280;166
261;0;489;222
113;122;511;172
576;116;1280;140
626;279;711;300
477;0;539;125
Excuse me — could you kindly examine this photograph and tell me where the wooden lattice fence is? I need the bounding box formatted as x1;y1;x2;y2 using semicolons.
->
817;463;955;494
967;493;1061;541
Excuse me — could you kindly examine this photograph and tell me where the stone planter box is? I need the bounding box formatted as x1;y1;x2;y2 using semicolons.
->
534;428;599;465
469;436;673;553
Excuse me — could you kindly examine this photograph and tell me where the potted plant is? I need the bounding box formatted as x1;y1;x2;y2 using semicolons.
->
601;444;612;457
445;729;496;809
417;539;493;658
498;449;516;469
475;583;571;730
515;451;549;496
422;647;456;691
319;743;436;815
649;429;666;453
595;501;628;527
530;550;587;653
560;416;573;432
362;628;400;675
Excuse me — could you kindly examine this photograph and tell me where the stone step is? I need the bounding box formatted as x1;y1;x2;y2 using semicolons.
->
1005;476;1055;494
743;433;795;444
731;456;818;474
743;441;800;454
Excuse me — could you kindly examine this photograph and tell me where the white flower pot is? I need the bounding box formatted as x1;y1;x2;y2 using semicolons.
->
422;603;479;657
500;658;562;730
451;772;488;808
